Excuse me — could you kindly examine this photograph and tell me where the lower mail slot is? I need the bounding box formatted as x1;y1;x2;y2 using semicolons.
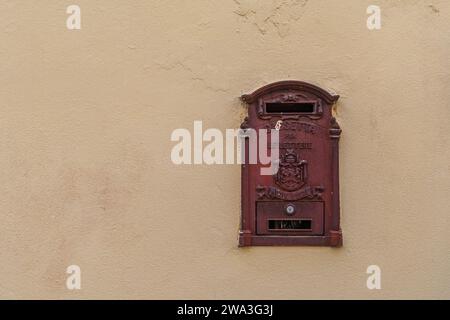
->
268;219;312;231
256;201;324;235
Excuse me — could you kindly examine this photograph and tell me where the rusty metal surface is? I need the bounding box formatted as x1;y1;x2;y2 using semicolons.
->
239;80;342;247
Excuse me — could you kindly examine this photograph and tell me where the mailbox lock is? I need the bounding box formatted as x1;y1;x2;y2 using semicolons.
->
285;204;296;216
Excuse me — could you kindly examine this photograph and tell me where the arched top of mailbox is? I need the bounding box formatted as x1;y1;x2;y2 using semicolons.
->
241;80;339;105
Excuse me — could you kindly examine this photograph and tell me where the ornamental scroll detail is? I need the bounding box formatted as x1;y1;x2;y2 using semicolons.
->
256;185;324;201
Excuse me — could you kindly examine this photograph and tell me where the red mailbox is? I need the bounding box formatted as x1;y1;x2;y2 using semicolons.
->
239;81;342;247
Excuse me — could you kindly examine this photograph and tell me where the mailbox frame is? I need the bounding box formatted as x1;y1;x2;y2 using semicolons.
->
239;80;343;247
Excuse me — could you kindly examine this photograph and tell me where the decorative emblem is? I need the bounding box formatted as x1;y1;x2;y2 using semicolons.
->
274;149;307;191
281;93;301;102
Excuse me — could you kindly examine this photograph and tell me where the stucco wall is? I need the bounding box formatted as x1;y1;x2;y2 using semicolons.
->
0;0;449;299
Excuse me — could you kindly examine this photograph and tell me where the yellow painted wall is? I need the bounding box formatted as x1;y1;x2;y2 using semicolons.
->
0;0;449;299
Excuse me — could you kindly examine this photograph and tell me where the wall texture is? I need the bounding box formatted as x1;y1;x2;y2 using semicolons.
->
0;0;449;299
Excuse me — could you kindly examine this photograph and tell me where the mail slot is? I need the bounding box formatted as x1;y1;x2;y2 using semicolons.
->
239;80;343;247
256;201;324;235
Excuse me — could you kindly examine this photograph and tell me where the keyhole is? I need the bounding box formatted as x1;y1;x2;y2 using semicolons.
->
285;204;296;215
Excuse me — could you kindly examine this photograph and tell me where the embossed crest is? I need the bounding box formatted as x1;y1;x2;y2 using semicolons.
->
274;149;307;191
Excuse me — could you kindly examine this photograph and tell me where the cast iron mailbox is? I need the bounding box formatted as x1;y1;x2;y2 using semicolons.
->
239;80;342;247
